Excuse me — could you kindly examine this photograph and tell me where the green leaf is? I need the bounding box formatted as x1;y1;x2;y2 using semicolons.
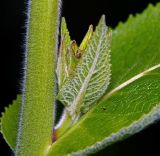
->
57;17;71;88
47;3;160;156
0;96;21;150
79;25;93;51
57;16;112;123
61;17;71;46
57;19;93;88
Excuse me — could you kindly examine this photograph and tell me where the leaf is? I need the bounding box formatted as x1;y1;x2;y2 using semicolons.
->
0;96;21;150
57;15;112;123
57;17;71;88
64;25;93;79
47;3;160;156
65;40;81;78
61;17;71;46
57;18;93;88
79;25;93;51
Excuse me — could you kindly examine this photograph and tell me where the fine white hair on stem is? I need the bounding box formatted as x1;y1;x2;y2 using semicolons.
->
16;0;63;154
53;0;63;125
15;0;31;153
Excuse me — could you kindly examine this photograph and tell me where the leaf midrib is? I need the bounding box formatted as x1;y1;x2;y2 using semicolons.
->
103;63;160;100
70;26;107;120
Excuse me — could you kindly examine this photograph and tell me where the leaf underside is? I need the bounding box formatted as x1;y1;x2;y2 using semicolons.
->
48;3;160;156
58;16;112;121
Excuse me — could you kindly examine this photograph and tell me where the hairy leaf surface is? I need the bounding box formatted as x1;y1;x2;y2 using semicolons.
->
48;3;160;156
57;18;71;88
58;16;112;122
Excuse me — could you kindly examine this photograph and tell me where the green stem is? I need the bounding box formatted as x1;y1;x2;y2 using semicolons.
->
16;0;61;155
55;110;73;139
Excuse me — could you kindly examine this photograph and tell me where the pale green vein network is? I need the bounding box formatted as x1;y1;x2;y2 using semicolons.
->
58;16;112;122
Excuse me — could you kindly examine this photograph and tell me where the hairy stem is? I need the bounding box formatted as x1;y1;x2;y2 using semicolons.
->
16;0;61;155
54;109;73;140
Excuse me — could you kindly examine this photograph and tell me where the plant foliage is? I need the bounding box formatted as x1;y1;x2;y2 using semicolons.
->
0;2;160;156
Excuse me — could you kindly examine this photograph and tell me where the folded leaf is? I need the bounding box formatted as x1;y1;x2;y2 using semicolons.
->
47;3;160;156
0;96;21;150
79;25;93;51
58;16;112;122
57;17;71;88
57;19;93;88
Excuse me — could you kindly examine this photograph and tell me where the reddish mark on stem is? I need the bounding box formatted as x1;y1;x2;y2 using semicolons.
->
51;128;57;143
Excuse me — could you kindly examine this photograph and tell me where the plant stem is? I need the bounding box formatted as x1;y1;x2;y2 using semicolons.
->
54;109;73;140
16;0;61;155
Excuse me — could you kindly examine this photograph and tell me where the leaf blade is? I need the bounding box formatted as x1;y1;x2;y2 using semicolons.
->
0;96;21;150
109;3;160;91
48;3;160;156
57;17;71;87
58;16;112;121
48;66;160;156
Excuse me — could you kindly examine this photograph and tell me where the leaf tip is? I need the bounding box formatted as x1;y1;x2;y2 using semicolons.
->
99;14;106;26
